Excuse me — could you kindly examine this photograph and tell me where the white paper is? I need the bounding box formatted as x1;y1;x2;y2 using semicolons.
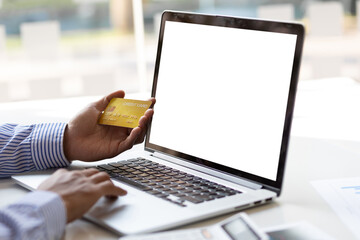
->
263;221;335;240
312;177;360;239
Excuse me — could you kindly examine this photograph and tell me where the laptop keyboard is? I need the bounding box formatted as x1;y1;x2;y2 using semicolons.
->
94;157;242;207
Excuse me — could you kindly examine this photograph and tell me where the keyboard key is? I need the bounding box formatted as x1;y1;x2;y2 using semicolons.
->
113;175;150;191
146;190;162;195
97;164;116;171
108;162;125;168
155;193;169;198
128;158;141;162
181;196;204;204
173;193;186;198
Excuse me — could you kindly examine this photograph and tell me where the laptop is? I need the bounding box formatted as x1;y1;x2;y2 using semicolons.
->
13;11;304;236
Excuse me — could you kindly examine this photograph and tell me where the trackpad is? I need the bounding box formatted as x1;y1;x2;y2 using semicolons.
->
85;189;187;235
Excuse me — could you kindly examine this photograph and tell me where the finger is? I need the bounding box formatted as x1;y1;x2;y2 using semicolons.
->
93;90;126;111
53;168;68;175
134;128;147;145
97;181;127;196
145;108;155;117
148;97;156;108
81;168;100;177
138;109;154;129
90;171;111;183
136;110;154;143
136;118;148;143
118;127;141;152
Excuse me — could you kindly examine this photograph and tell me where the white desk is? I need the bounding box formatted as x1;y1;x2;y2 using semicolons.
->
1;79;360;239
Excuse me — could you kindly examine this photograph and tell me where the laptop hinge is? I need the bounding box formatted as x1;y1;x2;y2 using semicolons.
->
151;152;263;190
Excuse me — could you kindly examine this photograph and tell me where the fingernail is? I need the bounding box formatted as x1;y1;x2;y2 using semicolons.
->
120;189;127;196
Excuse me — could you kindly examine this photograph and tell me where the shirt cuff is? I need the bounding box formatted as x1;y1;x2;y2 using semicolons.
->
31;123;70;170
16;191;67;239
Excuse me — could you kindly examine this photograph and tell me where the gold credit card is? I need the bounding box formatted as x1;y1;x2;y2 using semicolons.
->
98;98;152;128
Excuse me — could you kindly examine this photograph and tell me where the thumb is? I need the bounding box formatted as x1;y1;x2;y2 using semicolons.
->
93;90;125;111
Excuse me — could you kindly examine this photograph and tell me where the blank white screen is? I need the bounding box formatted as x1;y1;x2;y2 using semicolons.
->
150;21;297;181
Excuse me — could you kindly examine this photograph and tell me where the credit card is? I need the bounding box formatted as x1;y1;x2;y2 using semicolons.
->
98;98;152;128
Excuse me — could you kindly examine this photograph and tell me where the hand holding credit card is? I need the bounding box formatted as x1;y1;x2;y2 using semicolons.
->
98;98;152;128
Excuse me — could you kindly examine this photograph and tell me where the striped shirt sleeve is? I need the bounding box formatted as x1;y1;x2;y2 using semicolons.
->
0;123;70;178
0;191;66;240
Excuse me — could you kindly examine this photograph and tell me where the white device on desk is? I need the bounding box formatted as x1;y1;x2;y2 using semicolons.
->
119;213;269;240
13;11;304;235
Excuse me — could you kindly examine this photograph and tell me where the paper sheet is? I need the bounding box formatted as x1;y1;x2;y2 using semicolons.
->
312;177;360;239
263;221;335;240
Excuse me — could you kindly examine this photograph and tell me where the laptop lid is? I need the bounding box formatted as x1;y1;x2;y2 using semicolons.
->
145;11;304;196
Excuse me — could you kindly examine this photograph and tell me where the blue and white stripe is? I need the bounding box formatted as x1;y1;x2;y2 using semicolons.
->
0;123;69;239
0;123;69;178
0;191;66;240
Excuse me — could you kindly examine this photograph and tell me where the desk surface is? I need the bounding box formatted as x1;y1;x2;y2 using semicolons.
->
1;80;360;239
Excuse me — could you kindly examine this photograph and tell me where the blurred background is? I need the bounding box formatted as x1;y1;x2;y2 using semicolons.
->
0;0;359;102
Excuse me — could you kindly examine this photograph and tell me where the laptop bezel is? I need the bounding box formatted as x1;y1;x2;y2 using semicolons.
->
145;11;305;195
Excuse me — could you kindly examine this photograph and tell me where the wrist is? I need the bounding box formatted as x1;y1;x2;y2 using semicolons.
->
63;124;73;163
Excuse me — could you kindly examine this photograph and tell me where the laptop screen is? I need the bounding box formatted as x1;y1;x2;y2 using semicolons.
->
146;12;304;190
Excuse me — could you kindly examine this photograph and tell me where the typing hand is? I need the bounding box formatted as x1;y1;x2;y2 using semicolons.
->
38;168;126;223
